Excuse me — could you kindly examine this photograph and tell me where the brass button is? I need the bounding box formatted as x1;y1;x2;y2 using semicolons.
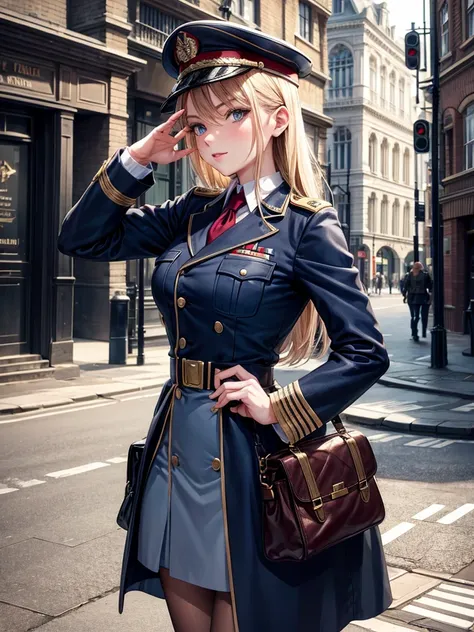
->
175;387;182;399
177;297;186;308
211;406;218;413
211;457;221;472
239;268;248;277
179;337;186;349
171;454;180;467
214;321;224;334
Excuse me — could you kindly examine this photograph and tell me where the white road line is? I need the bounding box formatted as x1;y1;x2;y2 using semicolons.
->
430;440;456;448
351;617;415;631
0;488;18;495
45;462;111;479
416;596;474;618
438;584;474;597
368;433;391;442
412;504;445;520
381;522;415;545
0;401;115;425
11;479;46;488
119;391;162;401
453;403;474;412
402;604;472;629
405;438;443;447
437;504;474;525
376;434;405;443
429;589;474;607
106;457;127;464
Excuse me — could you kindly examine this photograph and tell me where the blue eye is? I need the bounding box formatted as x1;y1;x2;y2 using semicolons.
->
192;124;207;136
230;109;248;122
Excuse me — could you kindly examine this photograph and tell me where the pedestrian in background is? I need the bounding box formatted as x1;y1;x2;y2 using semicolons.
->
375;272;383;295
403;262;432;341
388;275;393;294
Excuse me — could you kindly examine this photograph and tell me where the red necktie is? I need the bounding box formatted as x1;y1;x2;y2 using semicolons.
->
207;188;247;244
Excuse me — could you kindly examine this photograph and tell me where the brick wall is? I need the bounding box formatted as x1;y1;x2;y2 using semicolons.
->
443;217;467;332
2;0;67;26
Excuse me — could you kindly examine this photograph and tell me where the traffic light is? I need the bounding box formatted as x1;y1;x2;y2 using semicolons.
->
405;30;420;71
413;119;430;153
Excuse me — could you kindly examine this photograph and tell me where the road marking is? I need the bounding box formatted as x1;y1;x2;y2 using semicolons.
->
45;462;111;479
405;438;443;447
437;504;474;525
381;522;415;545
453;403;474;412
415;355;431;361
430;440;456;448
0;488;18;495
106;457;127;464
0;401;115;425
351;617;415;631
9;479;46;488
119;391;162;401
368;433;391;442
402;604;472;629
416;595;474;618
376;434;405;443
438;584;474;598
430;589;474;607
412;504;445;520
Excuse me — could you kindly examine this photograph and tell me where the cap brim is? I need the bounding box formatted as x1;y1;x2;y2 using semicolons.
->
160;65;251;114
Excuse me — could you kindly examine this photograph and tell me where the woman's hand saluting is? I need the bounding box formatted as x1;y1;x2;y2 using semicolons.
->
128;109;195;167
209;366;278;426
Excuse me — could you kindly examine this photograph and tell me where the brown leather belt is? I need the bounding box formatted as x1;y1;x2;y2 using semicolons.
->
170;358;274;391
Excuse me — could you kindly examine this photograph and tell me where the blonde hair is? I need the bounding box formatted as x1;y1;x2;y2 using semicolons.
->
177;70;330;365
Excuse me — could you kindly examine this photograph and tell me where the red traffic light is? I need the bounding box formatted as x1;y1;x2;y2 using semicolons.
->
405;30;420;70
416;125;427;135
407;48;417;57
413;120;430;153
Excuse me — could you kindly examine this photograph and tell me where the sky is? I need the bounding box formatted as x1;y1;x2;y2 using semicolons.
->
387;0;429;39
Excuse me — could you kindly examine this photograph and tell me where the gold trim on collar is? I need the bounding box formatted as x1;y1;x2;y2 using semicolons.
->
261;192;291;217
290;193;332;213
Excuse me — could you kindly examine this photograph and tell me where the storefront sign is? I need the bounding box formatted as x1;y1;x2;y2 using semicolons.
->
0;57;55;97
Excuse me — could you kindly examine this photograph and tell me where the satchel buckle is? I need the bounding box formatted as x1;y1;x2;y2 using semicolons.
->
182;358;204;389
312;497;323;511
331;481;348;500
359;479;368;491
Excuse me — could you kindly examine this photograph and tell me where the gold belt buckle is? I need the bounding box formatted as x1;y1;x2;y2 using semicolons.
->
182;358;205;389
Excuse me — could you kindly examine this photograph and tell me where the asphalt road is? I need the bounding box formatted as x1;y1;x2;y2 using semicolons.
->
0;297;473;632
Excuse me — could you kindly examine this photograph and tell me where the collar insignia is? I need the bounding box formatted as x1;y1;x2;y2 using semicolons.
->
175;32;200;64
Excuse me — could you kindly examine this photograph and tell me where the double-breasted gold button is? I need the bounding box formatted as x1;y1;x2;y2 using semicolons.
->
171;454;180;467
211;406;218;413
177;297;186;308
211;457;221;472
179;337;186;349
214;321;224;334
175;387;182;399
239;268;248;277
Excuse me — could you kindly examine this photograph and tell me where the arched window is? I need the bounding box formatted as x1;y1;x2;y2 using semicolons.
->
392;143;400;181
329;45;353;98
389;71;396;112
403;202;411;237
465;103;474;170
381;138;389;177
380;195;389;234
369;56;377;102
392;199;400;235
399;79;405;116
380;66;386;107
369;133;377;172
333;127;352;169
403;148;410;184
368;193;376;232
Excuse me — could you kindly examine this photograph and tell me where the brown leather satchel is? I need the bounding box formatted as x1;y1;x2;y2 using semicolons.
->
259;415;385;562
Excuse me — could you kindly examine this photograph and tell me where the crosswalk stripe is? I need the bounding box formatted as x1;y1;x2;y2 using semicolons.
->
0;488;18;495
437;504;474;524
430;440;456;448
416;595;474;618
351;617;416;631
402;604;473;629
12;479;46;488
412;504;445;520
45;462;111;479
438;584;474;597
404;438;441;447
430;589;474;606
376;434;404;443
381;522;415;545
106;457;127;464
368;433;390;441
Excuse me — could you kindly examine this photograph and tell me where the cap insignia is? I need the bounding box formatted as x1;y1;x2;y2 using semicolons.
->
175;32;199;64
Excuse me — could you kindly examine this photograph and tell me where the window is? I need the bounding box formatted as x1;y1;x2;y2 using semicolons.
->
389;71;396;112
333;127;352;169
465;104;474;169
232;0;258;22
370;57;377;102
381;138;389;177
299;2;311;41
329;45;353;98
334;191;349;225
392;143;400;181
380;196;389;234
369;133;377;172
368;193;376;232
380;66;386;106
440;2;449;56
333;0;344;13
403;148;410;184
392;199;400;235
468;0;474;37
399;79;405;116
403;202;411;237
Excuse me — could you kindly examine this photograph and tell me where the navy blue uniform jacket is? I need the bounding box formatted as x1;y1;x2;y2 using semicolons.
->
58;151;392;632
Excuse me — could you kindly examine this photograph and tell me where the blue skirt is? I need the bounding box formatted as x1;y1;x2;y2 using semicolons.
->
137;387;230;591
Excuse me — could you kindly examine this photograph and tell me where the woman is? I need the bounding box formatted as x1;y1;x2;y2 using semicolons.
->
58;20;392;632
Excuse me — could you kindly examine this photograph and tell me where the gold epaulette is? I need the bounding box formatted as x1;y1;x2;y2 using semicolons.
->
92;155;137;208
193;186;223;197
290;193;332;213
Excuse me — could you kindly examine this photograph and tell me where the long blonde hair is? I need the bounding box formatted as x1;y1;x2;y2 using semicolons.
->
177;70;330;365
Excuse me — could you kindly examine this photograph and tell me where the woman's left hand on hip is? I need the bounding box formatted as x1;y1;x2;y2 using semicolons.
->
209;365;277;425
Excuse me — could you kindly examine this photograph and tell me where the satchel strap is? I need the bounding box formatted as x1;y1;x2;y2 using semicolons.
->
290;446;325;523
329;415;370;503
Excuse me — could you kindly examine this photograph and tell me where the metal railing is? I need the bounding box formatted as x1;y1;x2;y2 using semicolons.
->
133;21;168;49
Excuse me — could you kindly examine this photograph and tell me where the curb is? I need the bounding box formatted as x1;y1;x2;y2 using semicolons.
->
379;375;474;400
342;409;474;440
